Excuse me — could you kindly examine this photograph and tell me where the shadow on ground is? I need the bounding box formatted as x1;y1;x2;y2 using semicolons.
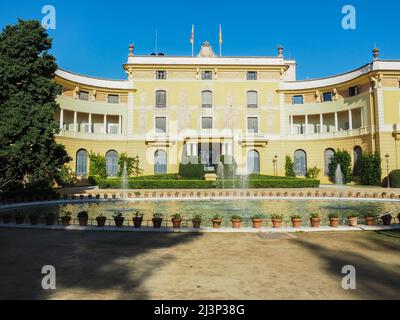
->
0;228;200;300
294;230;400;299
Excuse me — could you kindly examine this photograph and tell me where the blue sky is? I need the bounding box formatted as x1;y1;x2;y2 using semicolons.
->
1;0;399;80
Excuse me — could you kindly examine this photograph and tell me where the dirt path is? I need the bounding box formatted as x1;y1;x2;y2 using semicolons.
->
0;228;399;300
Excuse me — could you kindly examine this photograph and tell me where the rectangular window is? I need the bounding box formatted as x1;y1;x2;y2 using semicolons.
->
202;71;213;80
292;95;304;105
349;86;360;97
156;91;167;108
107;94;119;104
247;117;259;133
79;91;89;101
247;91;258;108
202;117;213;129
247;71;257;80
156;70;167;80
202;91;213;108
108;124;119;135
155;117;167;133
323;92;333;102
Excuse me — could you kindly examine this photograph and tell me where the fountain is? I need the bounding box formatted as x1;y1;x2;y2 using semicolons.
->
217;161;225;189
335;164;344;185
121;162;128;196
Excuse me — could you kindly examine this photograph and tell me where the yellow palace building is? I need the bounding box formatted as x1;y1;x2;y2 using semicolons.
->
54;42;400;183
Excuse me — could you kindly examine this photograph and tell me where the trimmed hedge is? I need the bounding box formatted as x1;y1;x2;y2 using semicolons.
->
389;170;400;188
98;178;320;189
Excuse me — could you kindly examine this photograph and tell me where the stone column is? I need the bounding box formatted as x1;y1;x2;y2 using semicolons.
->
334;112;339;132
319;113;323;133
74;111;78;132
348;109;353;130
88;113;92;133
103;114;107;134
59;108;64;130
119;115;122;135
305;114;309;135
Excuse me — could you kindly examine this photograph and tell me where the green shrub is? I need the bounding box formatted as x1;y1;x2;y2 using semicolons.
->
217;155;237;179
179;156;205;178
89;152;107;178
328;149;352;184
118;153;143;177
388;170;400;188
57;165;77;187
306;166;321;180
360;152;382;186
285;156;296;177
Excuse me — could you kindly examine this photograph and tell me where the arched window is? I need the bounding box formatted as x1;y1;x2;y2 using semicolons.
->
76;149;88;177
294;150;307;176
106;150;119;177
156;90;167;108
201;90;212;108
155;150;167;174
324;148;335;176
247;150;260;174
247;91;258;108
353;146;363;176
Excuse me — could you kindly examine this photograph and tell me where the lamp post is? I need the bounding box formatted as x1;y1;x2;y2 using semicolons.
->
385;153;390;189
273;154;278;176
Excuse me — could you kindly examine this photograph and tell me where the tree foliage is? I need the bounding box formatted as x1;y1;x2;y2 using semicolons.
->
328;149;352;184
285;156;296;177
0;19;70;192
89;152;107;179
118;152;143;177
360;152;382;186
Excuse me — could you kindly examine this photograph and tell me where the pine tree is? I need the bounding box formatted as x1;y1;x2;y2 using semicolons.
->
0;20;70;192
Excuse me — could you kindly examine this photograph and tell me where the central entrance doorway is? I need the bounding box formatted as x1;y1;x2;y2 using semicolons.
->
198;143;221;172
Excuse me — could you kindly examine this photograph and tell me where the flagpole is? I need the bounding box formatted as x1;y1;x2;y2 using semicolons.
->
219;24;222;57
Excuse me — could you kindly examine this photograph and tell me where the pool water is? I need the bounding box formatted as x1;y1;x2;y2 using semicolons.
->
1;199;399;224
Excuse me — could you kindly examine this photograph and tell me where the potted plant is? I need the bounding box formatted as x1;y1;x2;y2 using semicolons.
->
363;211;378;226
381;213;392;226
61;211;72;226
231;215;242;229
171;213;183;229
329;213;340;227
212;214;223;229
192;214;202;228
251;214;263;229
96;213;107;227
2;213;12;224
152;213;164;228
77;210;89;226
271;213;283;228
133;211;144;228
14;211;25;224
291;214;302;228
45;212;56;226
347;213;359;227
29;212;40;225
309;213;321;228
113;211;125;227
95;193;101;199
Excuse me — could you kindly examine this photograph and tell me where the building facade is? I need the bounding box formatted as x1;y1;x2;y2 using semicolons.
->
54;42;400;182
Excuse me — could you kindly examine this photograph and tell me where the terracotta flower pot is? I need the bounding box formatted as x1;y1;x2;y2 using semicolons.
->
212;219;222;229
192;219;201;228
78;218;88;227
381;215;392;226
291;218;302;228
61;216;71;226
152;218;163;228
348;217;358;227
252;219;263;229
310;218;321;228
272;218;282;229
46;217;56;226
96;216;107;227
15;216;25;224
29;216;40;225
329;218;340;227
232;220;241;229
114;217;125;227
171;218;182;229
133;217;143;228
365;217;375;226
